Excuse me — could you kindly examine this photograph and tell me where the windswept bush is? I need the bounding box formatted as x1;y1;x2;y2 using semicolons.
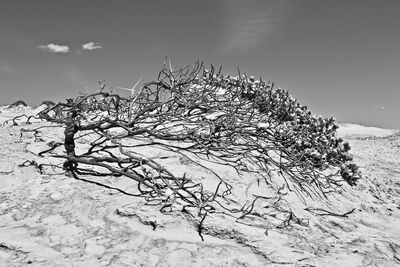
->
25;61;360;230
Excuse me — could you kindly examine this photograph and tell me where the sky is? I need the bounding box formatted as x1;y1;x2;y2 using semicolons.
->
1;0;400;128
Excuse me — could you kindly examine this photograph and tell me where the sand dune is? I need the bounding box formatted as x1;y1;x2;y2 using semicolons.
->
1;107;400;266
337;123;398;138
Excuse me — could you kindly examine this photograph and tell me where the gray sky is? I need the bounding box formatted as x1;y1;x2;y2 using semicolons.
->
1;0;399;128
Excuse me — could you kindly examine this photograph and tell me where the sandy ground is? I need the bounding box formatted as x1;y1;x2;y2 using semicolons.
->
1;106;400;266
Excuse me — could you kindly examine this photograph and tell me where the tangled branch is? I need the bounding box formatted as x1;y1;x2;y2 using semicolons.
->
14;60;361;233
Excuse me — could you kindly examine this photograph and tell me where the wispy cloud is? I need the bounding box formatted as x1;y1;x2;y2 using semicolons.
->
82;42;102;51
225;15;272;53
38;43;70;53
374;105;385;110
221;1;293;54
0;61;21;75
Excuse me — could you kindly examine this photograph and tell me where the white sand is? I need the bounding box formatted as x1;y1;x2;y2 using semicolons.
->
1;107;399;266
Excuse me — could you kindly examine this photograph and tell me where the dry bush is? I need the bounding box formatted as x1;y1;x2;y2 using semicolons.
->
12;60;361;234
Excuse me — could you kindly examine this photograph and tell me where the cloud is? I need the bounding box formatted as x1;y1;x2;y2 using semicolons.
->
82;42;102;51
38;43;70;53
221;1;293;54
374;105;385;110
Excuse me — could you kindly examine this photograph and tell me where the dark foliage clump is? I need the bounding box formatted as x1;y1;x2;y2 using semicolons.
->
9;100;27;108
39;100;56;107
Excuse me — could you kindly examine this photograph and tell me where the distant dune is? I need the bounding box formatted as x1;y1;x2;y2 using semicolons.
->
337;123;398;138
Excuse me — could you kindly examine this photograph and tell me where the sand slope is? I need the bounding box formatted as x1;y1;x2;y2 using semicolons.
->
1;108;400;266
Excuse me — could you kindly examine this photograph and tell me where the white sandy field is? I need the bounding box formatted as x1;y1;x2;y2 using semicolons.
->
0;105;399;266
